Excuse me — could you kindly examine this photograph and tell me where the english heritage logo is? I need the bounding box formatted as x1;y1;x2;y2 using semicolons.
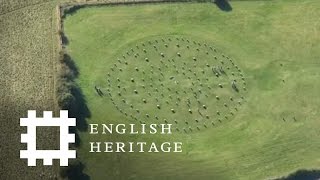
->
20;110;76;166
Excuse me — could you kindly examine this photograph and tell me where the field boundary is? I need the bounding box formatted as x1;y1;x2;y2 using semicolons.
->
59;0;214;18
53;5;63;179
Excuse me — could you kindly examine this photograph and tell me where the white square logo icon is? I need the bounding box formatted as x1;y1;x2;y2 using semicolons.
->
20;110;76;166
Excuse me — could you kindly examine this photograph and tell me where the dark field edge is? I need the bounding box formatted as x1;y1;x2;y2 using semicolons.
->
56;1;316;180
55;4;90;179
59;0;241;17
271;169;320;180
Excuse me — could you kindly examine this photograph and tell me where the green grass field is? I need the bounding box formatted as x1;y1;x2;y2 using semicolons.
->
64;1;320;179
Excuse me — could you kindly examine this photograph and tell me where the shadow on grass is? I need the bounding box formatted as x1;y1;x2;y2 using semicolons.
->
214;0;232;12
67;85;90;147
61;5;83;18
274;169;320;180
63;53;79;78
60;31;69;45
69;85;90;132
58;52;91;179
60;53;91;147
60;160;91;180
